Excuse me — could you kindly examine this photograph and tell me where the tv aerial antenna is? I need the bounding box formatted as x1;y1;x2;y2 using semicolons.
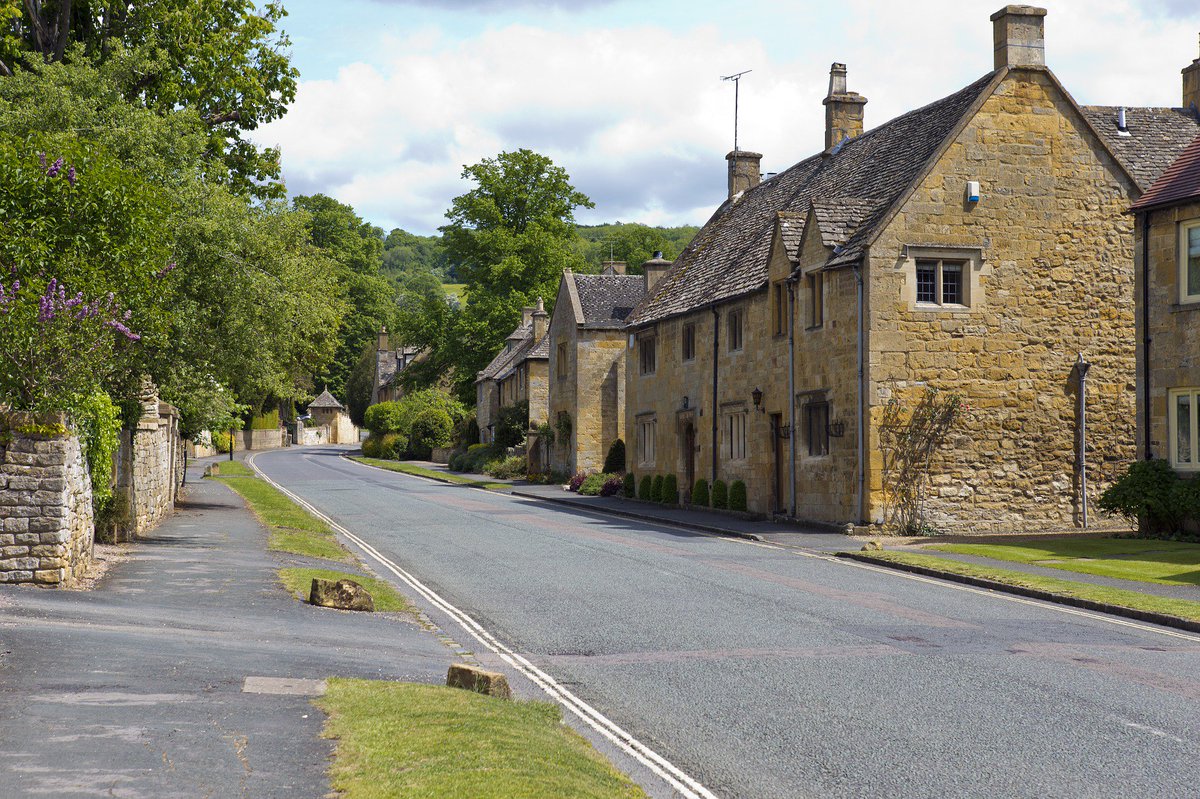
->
720;69;752;153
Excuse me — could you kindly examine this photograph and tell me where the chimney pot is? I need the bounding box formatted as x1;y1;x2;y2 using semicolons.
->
1183;35;1200;114
822;62;867;151
991;5;1047;70
642;254;673;294
726;150;763;198
532;297;548;341
521;306;535;326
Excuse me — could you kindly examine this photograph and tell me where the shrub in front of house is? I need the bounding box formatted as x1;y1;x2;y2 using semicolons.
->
603;439;626;474
601;475;624;497
484;455;527;480
651;475;664;503
1099;460;1200;538
379;432;407;460
729;480;748;512
409;407;454;460
638;475;653;501
661;474;678;505
711;479;728;509
452;442;503;473
579;473;610;495
691;479;709;507
623;472;636;498
568;471;588;492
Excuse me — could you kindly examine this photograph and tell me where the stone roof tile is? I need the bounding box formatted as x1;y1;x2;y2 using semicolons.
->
1130;130;1200;211
572;274;646;328
1081;106;1200;191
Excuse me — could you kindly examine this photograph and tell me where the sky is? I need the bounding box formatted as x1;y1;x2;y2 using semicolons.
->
251;0;1200;236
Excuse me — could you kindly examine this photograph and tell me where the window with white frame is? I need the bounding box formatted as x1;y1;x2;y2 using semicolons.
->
1181;221;1200;303
915;258;966;306
728;309;744;351
724;410;747;460
637;416;657;466
1170;388;1200;471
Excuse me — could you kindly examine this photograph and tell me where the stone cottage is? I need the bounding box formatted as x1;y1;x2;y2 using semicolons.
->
475;302;549;447
624;5;1200;533
303;388;360;445
1130;107;1200;472
547;262;647;474
372;326;421;405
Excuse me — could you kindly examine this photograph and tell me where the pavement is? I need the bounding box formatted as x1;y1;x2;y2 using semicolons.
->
0;455;456;799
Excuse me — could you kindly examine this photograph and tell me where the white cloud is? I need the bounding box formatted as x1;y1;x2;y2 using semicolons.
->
255;1;1200;234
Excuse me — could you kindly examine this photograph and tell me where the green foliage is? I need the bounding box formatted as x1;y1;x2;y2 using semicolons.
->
409;407;453;459
729;480;748;512
456;414;481;448
382;228;450;282
362;389;466;460
484;455;527;480
603;439;626;474
450;443;504;474
879;386;968;534
249;409;280;430
555;411;573;445
345;339;377;427
213;430;234;454
661;474;678;505
1099;460;1200;538
650;475;664;503
623;472;636;498
711;480;728;510
638;475;652;501
379;433;407;460
494;400;530;449
575;222;698;274
691;479;710;507
76;391;120;513
361;436;382;459
579;473;616;496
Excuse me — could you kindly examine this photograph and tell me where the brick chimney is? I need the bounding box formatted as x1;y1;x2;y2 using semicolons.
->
1184;37;1200;115
823;63;867;150
532;297;548;341
726;150;762;198
601;261;627;275
642;251;673;294
521;305;535;326
991;5;1047;70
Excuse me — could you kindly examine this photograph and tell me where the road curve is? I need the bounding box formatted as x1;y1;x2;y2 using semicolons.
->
255;446;1200;799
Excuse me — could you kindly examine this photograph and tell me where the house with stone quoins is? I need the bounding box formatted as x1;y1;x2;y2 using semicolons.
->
623;4;1200;533
475;302;549;447
546;262;647;475
1130;112;1200;473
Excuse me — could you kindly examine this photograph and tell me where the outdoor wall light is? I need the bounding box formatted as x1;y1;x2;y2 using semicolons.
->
681;395;690;409
828;419;846;438
751;387;764;412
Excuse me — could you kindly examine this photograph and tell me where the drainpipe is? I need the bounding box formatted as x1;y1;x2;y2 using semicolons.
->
711;307;721;484
1141;211;1153;461
787;279;797;518
1076;353;1091;528
853;264;865;524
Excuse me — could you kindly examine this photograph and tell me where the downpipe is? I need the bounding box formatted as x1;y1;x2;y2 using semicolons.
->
787;279;797;519
854;264;865;524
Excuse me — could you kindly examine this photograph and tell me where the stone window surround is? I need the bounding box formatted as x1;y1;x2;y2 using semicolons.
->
637;332;657;376
804;400;830;458
720;401;748;461
556;341;568;380
1179;219;1200;304
771;281;788;338
682;322;697;362
804;270;824;330
1168;387;1200;472
899;244;985;312
636;412;657;467
727;307;745;352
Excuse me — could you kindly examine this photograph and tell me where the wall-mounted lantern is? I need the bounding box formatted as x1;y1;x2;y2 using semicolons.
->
681;395;690;410
751;387;764;413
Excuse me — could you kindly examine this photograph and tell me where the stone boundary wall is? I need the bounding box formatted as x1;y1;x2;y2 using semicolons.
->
0;415;94;585
114;392;183;540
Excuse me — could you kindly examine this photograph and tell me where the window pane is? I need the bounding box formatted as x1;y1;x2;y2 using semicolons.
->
916;261;936;303
1177;394;1193;464
942;263;963;304
1188;227;1200;298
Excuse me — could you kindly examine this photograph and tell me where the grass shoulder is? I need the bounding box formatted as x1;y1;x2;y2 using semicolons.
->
848;550;1200;623
279;567;414;614
927;537;1200;587
352;456;512;491
212;467;353;563
317;678;647;799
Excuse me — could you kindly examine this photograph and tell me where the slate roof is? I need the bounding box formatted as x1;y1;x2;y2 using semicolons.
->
1081;106;1200;191
1130;129;1200;211
776;212;806;263
627;71;999;326
477;320;549;384
572;274;646;329
308;388;343;410
811;198;889;250
377;346;420;389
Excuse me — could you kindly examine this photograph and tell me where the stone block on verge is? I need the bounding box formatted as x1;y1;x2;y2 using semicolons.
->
446;663;512;700
308;578;375;612
861;540;883;551
33;569;62;584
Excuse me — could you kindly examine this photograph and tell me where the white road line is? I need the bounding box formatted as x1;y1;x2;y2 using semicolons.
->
340;451;1200;644
247;451;719;799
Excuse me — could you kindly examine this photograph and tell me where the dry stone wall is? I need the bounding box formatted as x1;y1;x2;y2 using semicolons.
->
0;416;94;585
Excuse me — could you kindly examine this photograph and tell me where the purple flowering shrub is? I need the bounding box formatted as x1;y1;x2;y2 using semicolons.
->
599;476;624;497
568;471;588;492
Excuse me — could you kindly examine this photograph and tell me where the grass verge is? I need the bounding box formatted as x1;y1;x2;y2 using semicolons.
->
352;457;512;491
928;538;1200;587
847;550;1200;623
279;567;414;614
213;468;353;563
317;679;647;799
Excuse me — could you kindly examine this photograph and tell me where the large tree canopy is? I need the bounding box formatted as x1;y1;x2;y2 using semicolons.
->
2;0;297;198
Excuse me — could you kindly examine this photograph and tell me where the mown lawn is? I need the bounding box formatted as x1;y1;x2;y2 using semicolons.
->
352;457;512;491
213;467;353;563
317;679;647;799
928;538;1200;587
850;550;1200;622
279;567;414;614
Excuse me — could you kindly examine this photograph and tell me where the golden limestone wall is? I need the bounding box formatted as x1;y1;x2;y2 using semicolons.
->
528;360;549;427
548;283;578;474
866;69;1137;533
571;331;626;473
1139;199;1200;463
625;290;788;513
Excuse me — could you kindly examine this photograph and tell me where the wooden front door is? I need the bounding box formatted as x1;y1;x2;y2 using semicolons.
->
683;423;696;498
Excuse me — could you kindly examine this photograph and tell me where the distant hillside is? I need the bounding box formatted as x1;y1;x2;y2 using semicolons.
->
380;222;699;286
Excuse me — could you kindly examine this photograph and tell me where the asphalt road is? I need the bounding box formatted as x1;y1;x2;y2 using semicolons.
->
256;446;1200;799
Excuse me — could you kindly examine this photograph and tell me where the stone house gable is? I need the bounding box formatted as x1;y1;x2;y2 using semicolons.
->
548;270;645;474
1130;134;1200;474
475;303;549;443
